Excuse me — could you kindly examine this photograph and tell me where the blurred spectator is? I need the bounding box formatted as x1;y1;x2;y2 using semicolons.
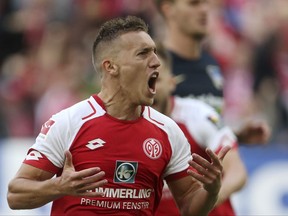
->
0;0;54;137
0;0;157;138
252;23;288;142
0;54;35;137
0;0;287;142
0;0;26;66
32;22;89;132
206;0;288;143
153;0;271;145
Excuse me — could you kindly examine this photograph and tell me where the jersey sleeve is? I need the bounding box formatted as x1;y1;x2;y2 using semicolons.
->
23;110;71;173
187;101;237;152
163;120;192;181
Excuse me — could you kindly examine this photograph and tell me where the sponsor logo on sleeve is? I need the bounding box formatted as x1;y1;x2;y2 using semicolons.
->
40;119;55;135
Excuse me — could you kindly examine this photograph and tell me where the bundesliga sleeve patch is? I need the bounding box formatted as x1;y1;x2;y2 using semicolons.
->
40;119;55;135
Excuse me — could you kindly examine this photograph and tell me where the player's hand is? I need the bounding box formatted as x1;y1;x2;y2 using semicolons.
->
187;146;231;195
54;151;108;197
237;120;271;145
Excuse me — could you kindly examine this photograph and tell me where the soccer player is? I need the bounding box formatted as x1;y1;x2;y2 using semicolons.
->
153;42;247;216
154;0;271;145
7;16;230;216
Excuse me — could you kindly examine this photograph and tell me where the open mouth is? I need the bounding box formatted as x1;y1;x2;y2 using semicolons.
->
148;72;159;94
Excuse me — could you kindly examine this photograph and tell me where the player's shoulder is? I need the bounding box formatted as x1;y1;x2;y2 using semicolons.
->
143;106;180;130
50;95;105;125
173;96;218;117
143;106;189;148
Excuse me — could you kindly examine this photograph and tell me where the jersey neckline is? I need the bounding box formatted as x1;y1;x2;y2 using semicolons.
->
92;94;146;124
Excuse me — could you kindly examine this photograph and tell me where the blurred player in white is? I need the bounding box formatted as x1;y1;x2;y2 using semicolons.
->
154;0;271;145
153;42;247;216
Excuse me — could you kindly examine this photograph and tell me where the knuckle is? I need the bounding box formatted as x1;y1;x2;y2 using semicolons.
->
215;170;222;177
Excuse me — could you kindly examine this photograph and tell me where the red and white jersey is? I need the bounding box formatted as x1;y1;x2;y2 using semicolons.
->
23;95;192;215
156;96;237;216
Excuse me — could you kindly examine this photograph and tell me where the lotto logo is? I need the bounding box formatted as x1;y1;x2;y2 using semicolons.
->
114;161;138;183
26;150;43;161
86;138;106;150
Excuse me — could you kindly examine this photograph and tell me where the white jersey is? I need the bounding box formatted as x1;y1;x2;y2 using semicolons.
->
156;96;237;216
24;95;192;215
171;96;236;153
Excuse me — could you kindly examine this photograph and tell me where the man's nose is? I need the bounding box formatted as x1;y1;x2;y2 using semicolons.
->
150;53;161;69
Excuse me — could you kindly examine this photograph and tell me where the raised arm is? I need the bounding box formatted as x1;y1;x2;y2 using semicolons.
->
168;146;231;216
7;151;107;209
215;147;247;206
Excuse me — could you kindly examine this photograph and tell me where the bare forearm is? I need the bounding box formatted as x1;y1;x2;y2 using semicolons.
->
216;150;247;206
217;168;247;206
180;187;218;216
7;177;62;209
7;153;107;210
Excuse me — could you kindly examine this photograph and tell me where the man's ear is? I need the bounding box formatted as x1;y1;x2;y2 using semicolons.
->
102;60;119;76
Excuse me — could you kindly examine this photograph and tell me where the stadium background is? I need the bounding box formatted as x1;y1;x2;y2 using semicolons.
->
1;0;288;215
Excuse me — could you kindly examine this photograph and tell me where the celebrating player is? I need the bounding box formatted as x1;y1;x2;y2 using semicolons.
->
7;16;230;215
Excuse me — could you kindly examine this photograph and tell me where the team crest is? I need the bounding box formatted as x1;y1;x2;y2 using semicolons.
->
114;161;138;183
143;138;162;159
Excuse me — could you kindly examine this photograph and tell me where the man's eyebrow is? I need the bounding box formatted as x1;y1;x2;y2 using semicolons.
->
139;47;157;53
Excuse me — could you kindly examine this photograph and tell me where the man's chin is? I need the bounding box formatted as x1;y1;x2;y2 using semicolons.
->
152;98;159;106
192;32;206;41
142;98;154;107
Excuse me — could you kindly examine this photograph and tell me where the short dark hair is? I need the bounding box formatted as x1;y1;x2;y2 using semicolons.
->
92;16;149;69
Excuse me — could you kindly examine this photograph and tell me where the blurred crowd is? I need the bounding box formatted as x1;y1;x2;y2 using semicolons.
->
0;0;288;143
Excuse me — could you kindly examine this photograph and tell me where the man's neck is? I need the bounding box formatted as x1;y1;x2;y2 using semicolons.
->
98;91;142;121
166;96;174;117
153;97;173;117
164;28;202;59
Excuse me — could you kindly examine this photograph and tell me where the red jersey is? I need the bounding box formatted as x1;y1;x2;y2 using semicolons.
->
23;95;191;215
155;96;237;216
